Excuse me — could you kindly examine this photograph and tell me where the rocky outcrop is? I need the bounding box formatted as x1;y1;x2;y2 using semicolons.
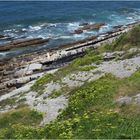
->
74;29;83;34
102;51;124;61
58;36;97;50
79;23;89;26
0;38;49;51
74;23;105;34
113;25;123;29
0;35;5;38
116;94;140;105
14;63;42;77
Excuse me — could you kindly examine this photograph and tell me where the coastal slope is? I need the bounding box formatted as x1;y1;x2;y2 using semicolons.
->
0;24;140;139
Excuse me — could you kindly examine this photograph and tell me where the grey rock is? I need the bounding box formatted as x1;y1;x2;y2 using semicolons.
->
27;63;42;71
134;94;140;104
117;96;132;104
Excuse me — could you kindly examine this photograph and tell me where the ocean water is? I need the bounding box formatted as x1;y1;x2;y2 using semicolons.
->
0;1;140;59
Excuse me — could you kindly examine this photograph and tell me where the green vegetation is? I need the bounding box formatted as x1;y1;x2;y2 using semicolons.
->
121;49;140;60
0;106;43;127
31;73;53;93
32;24;140;93
114;24;140;51
98;24;140;53
0;97;17;108
42;71;140;139
1;24;140;139
32;51;103;93
79;65;97;71
97;43;115;53
48;90;62;99
0;106;43;139
1;69;140;139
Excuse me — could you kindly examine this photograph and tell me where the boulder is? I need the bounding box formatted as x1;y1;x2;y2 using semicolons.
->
102;52;116;61
27;63;42;71
14;69;26;77
14;63;42;77
25;70;33;76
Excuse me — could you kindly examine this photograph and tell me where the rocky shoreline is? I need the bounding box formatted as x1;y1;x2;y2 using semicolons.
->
0;21;140;95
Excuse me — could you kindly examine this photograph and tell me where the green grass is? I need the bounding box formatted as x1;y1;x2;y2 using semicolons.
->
0;107;43;128
95;24;140;54
48;90;62;99
1;24;140;139
0;106;43;139
41;70;140;139
31;73;54;93
0;97;17;108
121;50;140;60
79;65;97;71
1;70;140;139
113;24;140;51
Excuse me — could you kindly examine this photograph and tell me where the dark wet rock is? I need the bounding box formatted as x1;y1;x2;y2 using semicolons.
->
0;35;5;38
74;23;105;34
18;29;28;33
78;23;105;31
113;25;123;29
0;84;6;90
74;29;83;34
0;35;13;40
79;23;89;26
0;38;49;51
59;36;97;50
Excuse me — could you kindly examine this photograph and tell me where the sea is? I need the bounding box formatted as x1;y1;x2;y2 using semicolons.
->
0;1;140;59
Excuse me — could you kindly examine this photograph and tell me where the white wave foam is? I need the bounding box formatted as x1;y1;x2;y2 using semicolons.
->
4;29;13;32
67;22;80;31
99;24;111;33
37;35;46;39
0;52;8;56
126;17;133;20
21;28;27;31
73;33;87;39
59;35;72;39
29;25;42;31
48;23;57;27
